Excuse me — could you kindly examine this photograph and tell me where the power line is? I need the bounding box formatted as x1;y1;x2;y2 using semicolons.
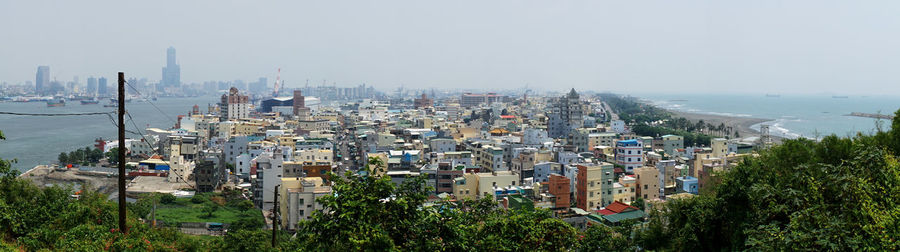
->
123;81;177;124
126;111;195;189
0;111;114;116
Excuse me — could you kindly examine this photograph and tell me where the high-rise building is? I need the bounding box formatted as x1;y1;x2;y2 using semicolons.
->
615;139;643;173
548;89;585;138
414;93;433;108
575;162;615;210
220;87;249;120
161;47;181;88
249;77;267;94
86;76;98;94
293;89;309;118
459;92;510;108
634;166;660;200
98;77;108;96
35;66;50;95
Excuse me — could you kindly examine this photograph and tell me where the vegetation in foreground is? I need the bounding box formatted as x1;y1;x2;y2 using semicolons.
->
2;109;900;250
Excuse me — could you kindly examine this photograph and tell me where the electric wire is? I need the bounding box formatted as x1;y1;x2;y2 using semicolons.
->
126;111;195;189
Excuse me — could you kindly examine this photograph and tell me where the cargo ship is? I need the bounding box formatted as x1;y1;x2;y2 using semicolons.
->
47;98;65;107
80;99;100;105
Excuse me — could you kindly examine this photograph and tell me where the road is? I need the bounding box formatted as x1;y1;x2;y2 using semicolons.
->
602;101;619;121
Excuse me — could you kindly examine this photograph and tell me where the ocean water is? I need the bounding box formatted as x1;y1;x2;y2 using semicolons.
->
635;93;900;140
0;96;219;172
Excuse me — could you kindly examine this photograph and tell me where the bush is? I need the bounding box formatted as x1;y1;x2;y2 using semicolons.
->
160;194;176;204
190;195;207;204
235;200;255;212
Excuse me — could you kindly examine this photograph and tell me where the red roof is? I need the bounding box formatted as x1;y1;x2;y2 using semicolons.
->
613;168;625;174
605;201;638;213
500;115;516;119
596;209;616;215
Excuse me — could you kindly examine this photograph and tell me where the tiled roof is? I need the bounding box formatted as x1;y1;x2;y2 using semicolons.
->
605;201;638;213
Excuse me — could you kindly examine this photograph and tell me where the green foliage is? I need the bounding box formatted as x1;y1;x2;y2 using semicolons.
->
191;194;208;204
223;229;271;252
577;224;632;251
632;124;713;147
58;146;104;165
234;200;254;212
0;176;212;251
290;156;584;251
160;193;177;204
202;202;219;218
631;108;900;250
154;196;263;225
601;93;720;146
105;147;120;165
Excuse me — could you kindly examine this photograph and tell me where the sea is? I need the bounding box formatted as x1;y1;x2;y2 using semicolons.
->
0;96;219;172
636;93;900;140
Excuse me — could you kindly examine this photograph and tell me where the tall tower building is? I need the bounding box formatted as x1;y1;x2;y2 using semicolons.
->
548;88;585;138
220;87;249;121
86;76;98;94
293;89;310;119
98;77;108;96
35;66;50;95
161;46;181;89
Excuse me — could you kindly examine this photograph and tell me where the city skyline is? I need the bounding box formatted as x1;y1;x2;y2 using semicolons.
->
3;1;900;95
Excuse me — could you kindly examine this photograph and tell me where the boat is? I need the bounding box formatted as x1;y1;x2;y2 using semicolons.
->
80;99;100;105
103;102;118;108
47;98;65;107
832;95;849;99
765;94;781;98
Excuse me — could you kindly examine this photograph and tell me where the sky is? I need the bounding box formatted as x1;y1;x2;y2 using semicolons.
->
1;0;899;95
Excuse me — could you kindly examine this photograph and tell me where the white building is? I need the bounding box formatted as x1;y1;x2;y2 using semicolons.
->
611;120;626;134
280;177;330;231
252;151;284;211
615;139;644;173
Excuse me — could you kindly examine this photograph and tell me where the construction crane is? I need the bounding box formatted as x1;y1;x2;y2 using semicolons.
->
273;68;281;97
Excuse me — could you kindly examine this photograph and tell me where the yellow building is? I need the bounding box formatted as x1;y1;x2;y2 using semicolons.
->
295;149;333;165
634;166;660;200
613;175;637;205
452;173;479;200
234;122;265;136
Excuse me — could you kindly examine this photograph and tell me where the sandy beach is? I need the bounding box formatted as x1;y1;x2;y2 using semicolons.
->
667;110;776;141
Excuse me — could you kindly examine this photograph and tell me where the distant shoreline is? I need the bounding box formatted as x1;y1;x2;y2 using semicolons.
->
665;110;781;141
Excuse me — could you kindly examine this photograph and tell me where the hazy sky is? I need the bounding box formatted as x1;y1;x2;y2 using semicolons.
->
2;0;899;95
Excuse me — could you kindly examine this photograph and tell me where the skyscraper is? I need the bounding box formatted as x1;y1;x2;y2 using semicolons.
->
87;76;97;94
98;77;108;96
35;66;49;95
293;89;310;119
547;89;585;138
161;46;181;89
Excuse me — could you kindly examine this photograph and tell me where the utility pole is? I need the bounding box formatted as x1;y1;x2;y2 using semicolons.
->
272;185;280;247
117;72;127;233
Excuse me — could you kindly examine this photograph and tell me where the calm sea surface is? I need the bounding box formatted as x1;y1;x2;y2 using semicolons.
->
637;93;900;140
0;96;218;172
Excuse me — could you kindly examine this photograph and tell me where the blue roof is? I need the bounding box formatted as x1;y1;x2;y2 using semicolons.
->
617;139;640;146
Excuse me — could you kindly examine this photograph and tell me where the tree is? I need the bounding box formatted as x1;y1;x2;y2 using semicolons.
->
202;202;219;218
631;197;645;211
160;193;176;204
58;152;68;164
235;200;254;211
578;224;632;251
105;147;119;165
191;194;207;204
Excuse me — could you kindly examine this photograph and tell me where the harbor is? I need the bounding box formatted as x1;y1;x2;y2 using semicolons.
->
846;112;895;120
